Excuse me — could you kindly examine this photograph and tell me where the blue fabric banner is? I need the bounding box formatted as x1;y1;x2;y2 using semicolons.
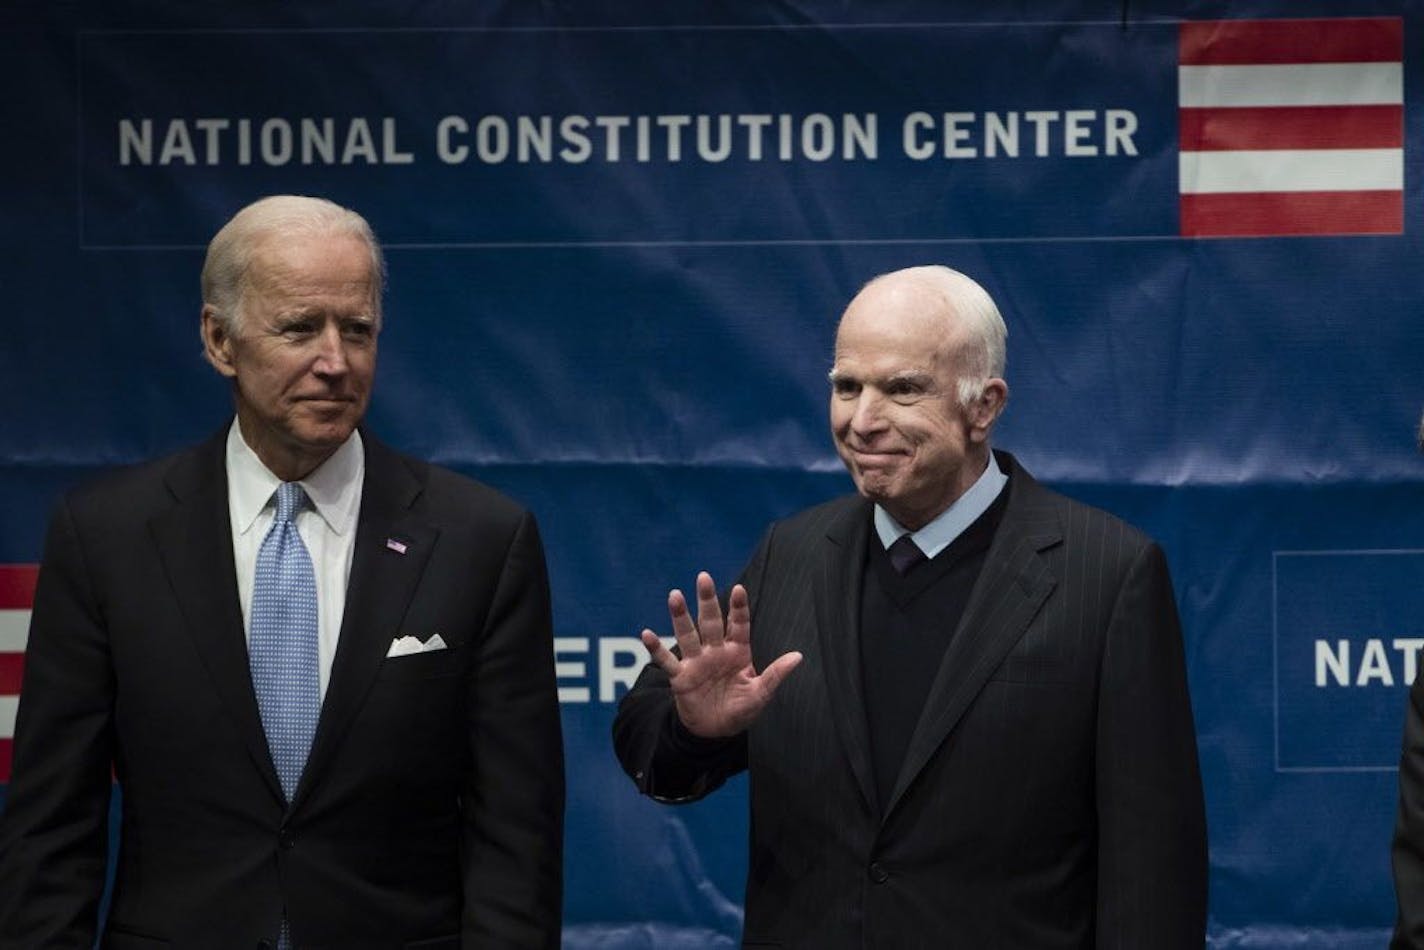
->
2;2;1421;946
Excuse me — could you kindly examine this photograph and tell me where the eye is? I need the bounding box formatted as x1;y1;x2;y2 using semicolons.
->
831;377;860;398
884;379;928;402
341;321;375;342
281;320;317;337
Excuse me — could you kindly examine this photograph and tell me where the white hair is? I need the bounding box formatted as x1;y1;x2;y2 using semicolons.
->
200;195;385;335
860;265;1007;407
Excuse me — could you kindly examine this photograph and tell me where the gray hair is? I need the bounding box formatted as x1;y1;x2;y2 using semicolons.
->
200;195;385;334
861;265;1007;407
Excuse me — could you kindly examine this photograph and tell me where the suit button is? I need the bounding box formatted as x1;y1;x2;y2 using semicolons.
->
278;827;295;850
868;862;889;884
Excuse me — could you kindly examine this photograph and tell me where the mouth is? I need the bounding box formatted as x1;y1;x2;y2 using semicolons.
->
296;395;357;406
847;447;907;467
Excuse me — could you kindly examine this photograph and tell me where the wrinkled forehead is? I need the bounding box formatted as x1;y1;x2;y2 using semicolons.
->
833;280;966;368
246;231;377;293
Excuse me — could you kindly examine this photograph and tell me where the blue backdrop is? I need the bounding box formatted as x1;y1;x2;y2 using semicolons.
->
2;2;1422;946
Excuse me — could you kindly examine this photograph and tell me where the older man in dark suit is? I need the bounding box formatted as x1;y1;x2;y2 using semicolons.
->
614;265;1207;948
1389;407;1424;949
0;195;564;948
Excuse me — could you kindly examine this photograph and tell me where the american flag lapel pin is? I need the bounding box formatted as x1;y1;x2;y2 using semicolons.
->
385;537;409;555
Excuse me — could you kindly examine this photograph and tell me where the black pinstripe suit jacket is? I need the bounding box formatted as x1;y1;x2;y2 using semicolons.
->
614;450;1207;949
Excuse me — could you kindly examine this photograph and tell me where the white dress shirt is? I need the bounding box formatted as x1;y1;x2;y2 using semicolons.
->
874;451;1008;559
225;420;365;700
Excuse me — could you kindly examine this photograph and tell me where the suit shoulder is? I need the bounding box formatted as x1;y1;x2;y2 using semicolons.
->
757;493;864;552
770;493;861;531
392;454;532;528
60;441;211;522
1017;479;1161;580
995;454;1160;577
1046;486;1152;544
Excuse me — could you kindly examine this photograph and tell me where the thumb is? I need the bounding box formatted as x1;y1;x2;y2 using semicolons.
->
755;651;804;696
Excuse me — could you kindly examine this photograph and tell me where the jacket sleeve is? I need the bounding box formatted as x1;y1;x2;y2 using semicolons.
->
609;532;774;804
459;511;565;948
611;663;749;804
0;497;113;949
1093;541;1209;949
1392;669;1424;948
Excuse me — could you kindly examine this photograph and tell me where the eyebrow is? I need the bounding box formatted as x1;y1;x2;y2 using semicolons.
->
274;308;375;322
883;370;933;386
828;367;933;385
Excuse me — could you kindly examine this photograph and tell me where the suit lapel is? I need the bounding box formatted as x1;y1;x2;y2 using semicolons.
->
292;435;437;810
149;432;284;802
812;499;879;815
883;454;1061;818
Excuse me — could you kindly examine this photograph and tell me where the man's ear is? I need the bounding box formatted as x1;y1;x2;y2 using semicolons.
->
201;307;238;379
968;378;1009;440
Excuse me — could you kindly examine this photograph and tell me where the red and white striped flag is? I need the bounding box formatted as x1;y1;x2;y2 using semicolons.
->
0;565;37;782
1179;17;1403;237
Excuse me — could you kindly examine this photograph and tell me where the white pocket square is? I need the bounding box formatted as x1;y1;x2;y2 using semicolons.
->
385;633;448;658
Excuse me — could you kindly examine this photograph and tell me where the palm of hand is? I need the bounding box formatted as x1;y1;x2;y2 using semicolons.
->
639;571;803;740
668;635;761;738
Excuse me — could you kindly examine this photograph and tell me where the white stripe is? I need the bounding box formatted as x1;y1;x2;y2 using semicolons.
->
1179;63;1402;108
0;697;17;738
1180;148;1402;193
0;611;29;652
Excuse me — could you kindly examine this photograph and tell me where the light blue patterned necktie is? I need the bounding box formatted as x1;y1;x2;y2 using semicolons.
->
249;481;320;804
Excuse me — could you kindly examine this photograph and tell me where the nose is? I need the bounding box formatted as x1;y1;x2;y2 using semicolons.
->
849;390;887;437
311;324;349;377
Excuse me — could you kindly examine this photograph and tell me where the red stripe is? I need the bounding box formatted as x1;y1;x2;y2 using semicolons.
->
0;653;22;693
1180;105;1402;151
1181;190;1401;237
1180;18;1401;65
0;653;23;693
0;565;39;610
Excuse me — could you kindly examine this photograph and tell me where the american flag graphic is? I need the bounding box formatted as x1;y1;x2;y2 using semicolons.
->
1179;17;1403;237
0;565;37;782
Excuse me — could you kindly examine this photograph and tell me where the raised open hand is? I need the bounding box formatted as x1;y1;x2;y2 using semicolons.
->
640;571;803;738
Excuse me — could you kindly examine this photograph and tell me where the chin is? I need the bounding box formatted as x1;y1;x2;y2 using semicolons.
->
295;422;357;449
853;477;894;505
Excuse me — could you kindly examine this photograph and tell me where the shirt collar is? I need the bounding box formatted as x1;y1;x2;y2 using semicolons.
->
225;420;365;538
873;450;1007;560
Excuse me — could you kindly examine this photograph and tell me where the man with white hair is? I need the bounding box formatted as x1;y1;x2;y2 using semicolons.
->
0;195;564;948
615;265;1207;947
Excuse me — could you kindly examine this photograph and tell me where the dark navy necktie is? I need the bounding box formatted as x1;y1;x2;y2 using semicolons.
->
887;534;928;575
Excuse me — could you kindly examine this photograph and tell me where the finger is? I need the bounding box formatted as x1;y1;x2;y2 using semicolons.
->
754;651;804;698
724;584;750;644
667;588;701;658
639;628;680;676
695;571;726;647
